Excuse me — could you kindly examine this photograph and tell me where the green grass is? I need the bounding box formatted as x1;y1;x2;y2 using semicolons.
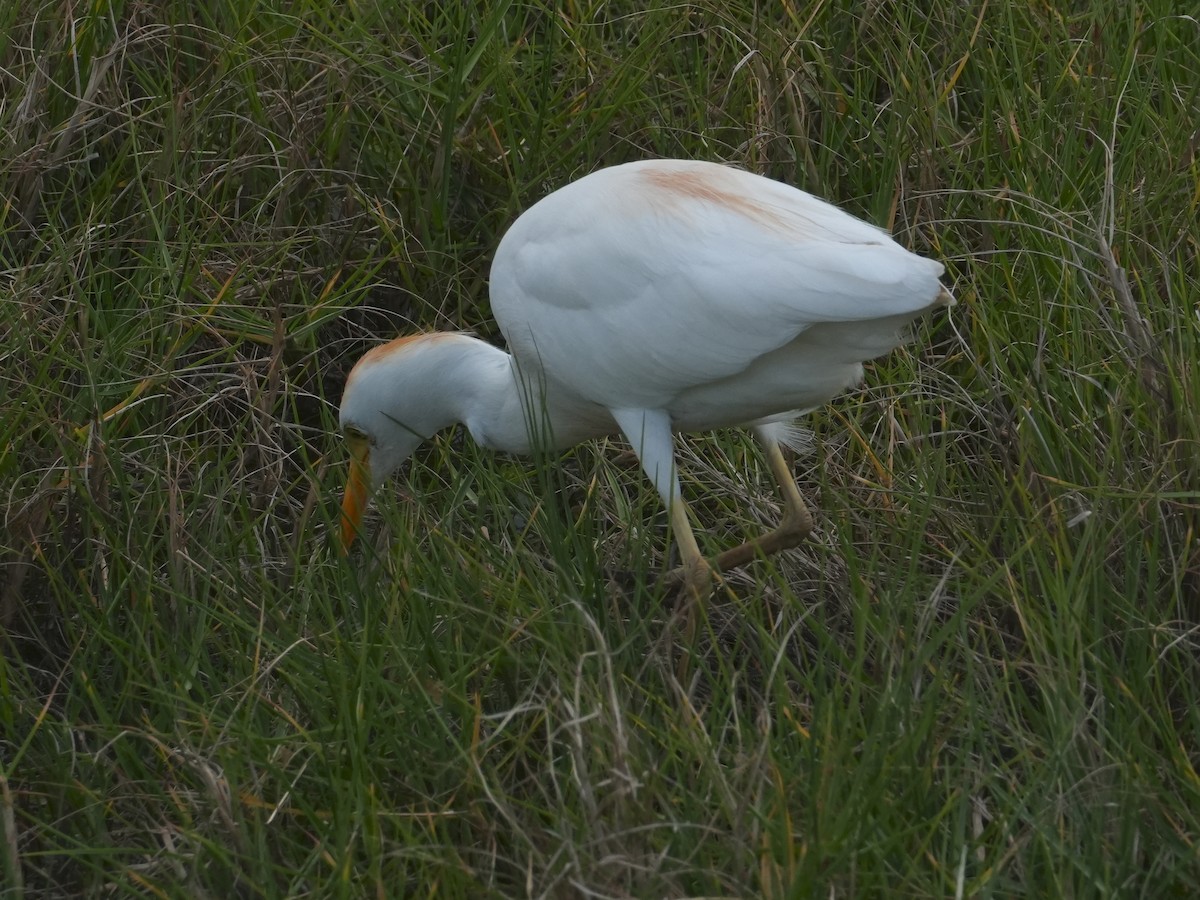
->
3;0;1198;896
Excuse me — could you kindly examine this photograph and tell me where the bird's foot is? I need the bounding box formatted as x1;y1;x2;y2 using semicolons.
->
679;554;715;600
661;554;717;595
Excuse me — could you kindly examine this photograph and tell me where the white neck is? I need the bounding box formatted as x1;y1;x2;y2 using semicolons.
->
447;337;614;454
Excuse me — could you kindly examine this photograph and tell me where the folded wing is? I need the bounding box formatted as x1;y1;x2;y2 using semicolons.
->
489;159;946;410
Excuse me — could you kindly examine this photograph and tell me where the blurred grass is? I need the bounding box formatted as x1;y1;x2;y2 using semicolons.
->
2;0;1198;896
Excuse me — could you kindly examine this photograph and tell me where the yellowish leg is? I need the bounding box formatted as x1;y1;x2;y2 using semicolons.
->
658;439;812;684
669;498;714;597
710;439;814;573
662;439;813;587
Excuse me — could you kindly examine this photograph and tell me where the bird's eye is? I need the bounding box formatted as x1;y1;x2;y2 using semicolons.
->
344;425;367;442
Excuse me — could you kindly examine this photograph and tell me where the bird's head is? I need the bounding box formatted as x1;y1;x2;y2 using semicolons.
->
336;333;468;552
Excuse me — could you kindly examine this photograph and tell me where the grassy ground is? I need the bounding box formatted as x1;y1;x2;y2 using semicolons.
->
2;1;1198;896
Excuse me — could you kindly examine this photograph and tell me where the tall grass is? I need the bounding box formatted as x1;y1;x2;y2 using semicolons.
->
2;1;1197;896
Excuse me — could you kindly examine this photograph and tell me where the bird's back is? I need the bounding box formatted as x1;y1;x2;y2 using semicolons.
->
489;159;949;425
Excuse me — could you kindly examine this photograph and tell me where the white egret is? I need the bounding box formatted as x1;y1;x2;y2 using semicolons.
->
338;159;952;595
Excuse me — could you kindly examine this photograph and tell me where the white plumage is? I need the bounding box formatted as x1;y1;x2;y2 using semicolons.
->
338;159;952;592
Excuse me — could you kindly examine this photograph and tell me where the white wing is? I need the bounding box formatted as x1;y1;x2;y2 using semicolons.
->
489;159;946;410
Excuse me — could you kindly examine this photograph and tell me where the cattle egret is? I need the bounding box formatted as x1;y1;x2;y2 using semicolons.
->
338;159;952;595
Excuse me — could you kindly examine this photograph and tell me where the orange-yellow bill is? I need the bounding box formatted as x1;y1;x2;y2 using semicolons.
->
339;434;371;553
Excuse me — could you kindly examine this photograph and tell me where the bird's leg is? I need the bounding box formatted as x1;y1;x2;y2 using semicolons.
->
662;435;813;587
710;437;813;573
609;407;715;598
669;497;715;598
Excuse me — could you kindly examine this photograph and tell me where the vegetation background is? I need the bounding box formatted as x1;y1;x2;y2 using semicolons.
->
2;0;1197;896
